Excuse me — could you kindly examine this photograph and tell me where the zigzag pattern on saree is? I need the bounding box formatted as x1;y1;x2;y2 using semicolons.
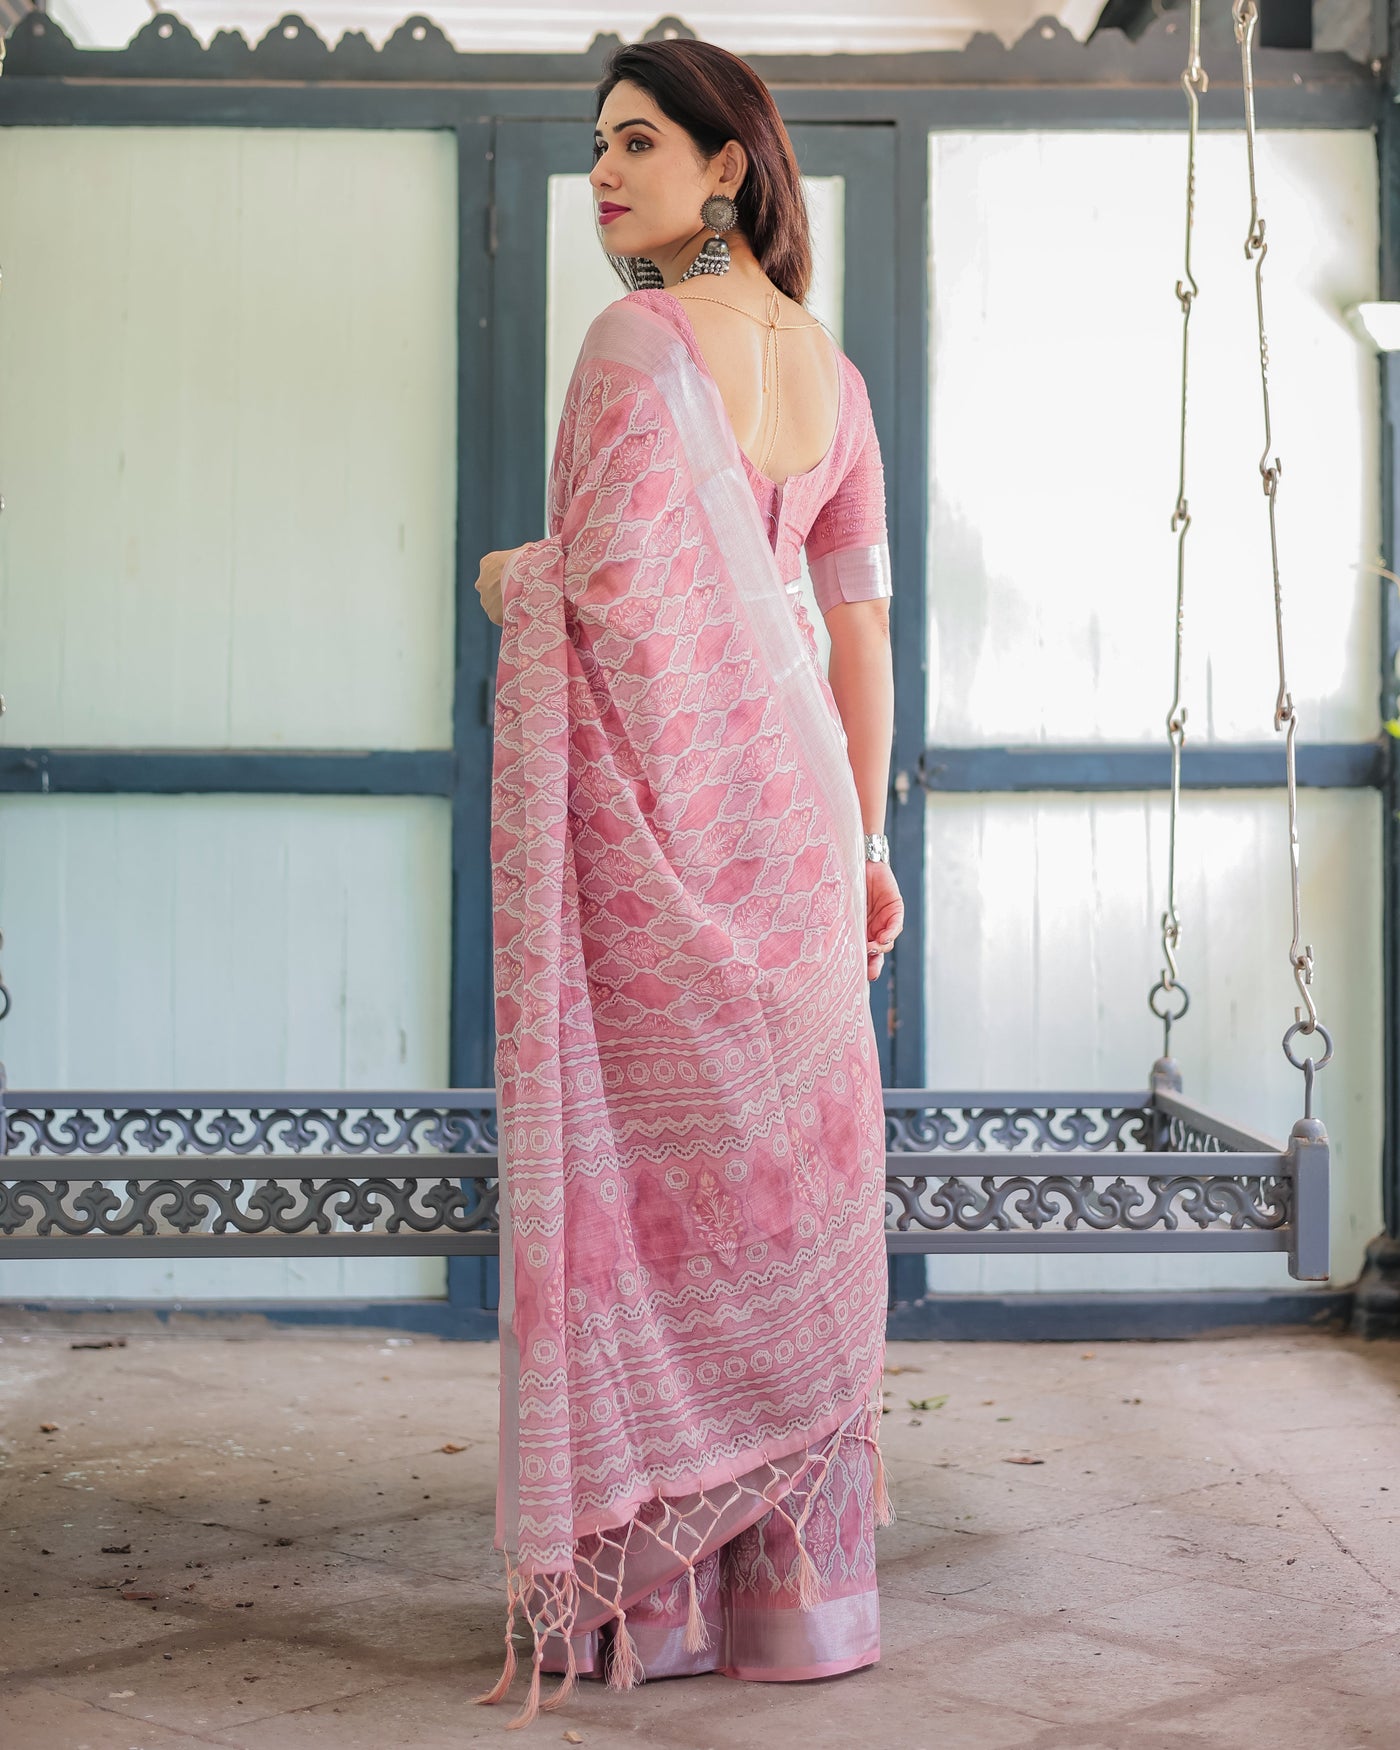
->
484;298;889;1724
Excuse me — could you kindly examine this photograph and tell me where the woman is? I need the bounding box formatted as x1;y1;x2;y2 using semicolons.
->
472;36;905;1731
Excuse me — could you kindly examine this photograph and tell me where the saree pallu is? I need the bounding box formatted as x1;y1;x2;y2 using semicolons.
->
479;293;892;1730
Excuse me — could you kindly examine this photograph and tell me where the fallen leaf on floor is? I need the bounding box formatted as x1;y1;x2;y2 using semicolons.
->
906;1396;948;1412
1003;1455;1045;1465
884;1365;922;1376
981;1399;995;1405
996;1416;1012;1423
1080;1351;1096;1359
563;1733;583;1744
107;1690;136;1699
101;1544;132;1554
39;1423;58;1433
440;1442;467;1454
274;1537;294;1547
71;1339;126;1350
120;1590;159;1601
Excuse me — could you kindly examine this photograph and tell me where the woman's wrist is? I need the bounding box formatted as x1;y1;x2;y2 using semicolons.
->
863;831;890;863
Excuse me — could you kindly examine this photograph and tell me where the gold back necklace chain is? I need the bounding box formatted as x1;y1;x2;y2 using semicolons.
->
672;284;831;480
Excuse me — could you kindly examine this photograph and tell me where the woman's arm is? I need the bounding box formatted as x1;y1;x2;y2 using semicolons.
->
824;595;903;981
824;595;892;838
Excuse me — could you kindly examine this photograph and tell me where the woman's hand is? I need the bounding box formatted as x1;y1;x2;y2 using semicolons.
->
475;545;534;627
866;859;904;982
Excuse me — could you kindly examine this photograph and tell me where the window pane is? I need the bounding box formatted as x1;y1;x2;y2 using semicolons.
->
922;787;1380;1290
926;131;1378;744
0;128;458;750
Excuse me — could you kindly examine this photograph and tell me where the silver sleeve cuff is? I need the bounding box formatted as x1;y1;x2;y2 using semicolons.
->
809;541;892;615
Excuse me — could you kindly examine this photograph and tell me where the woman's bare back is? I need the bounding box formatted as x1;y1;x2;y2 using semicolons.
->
668;280;841;487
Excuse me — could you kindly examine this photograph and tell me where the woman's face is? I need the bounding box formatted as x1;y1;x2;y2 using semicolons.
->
589;79;744;258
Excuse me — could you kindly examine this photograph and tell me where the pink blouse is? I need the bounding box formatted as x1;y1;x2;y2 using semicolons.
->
627;289;893;616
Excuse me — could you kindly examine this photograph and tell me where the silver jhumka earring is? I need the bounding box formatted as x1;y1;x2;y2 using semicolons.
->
678;193;738;280
614;192;738;291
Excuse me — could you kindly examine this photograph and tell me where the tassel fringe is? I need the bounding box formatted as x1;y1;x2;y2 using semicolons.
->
507;1648;544;1730
606;1609;647;1690
473;1562;581;1729
479;1392;888;1728
869;1373;897;1527
682;1559;712;1653
471;1584;520;1706
538;1634;578;1712
792;1533;823;1610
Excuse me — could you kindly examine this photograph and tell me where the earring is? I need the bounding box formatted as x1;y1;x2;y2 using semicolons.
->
678;193;738;282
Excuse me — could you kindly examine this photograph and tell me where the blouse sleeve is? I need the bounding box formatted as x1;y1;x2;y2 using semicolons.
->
803;375;892;616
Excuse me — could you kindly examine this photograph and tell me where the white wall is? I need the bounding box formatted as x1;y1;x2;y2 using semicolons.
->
0;128;458;750
925;130;1382;1290
0;127;459;1302
0;795;452;1301
0;114;1384;1305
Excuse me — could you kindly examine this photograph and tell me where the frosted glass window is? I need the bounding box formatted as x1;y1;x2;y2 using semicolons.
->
0;791;452;1301
926;131;1379;746
0;794;450;1088
921;787;1381;1291
0;128;458;750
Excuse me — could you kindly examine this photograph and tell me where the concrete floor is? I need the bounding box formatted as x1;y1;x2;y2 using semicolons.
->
1;1312;1398;1750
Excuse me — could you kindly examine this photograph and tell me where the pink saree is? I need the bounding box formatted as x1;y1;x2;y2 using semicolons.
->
478;292;892;1729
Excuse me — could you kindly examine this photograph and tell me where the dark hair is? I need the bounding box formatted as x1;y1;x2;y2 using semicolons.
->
594;39;813;305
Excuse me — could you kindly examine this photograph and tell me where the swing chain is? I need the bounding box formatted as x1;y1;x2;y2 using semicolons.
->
1233;0;1326;1062
1151;0;1205;1058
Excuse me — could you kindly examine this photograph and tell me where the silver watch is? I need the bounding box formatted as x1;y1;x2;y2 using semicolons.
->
863;832;890;864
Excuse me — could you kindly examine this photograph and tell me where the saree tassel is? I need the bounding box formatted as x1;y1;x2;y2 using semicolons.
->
606;1609;646;1691
870;1380;896;1527
872;1439;896;1527
505;1647;544;1731
538;1635;579;1713
793;1532;824;1611
472;1588;520;1705
786;1437;836;1612
682;1560;712;1654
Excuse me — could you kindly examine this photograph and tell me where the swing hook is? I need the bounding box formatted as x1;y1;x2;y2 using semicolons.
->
1148;976;1190;1056
1282;1019;1333;1119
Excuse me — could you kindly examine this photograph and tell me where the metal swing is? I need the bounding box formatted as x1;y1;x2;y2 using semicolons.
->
878;0;1333;1286
0;0;1331;1291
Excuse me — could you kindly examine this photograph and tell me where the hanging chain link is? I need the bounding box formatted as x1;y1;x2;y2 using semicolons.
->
1232;0;1333;1100
1149;0;1207;1057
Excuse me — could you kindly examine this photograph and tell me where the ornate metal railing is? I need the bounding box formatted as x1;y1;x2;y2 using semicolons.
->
0;1059;1328;1281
